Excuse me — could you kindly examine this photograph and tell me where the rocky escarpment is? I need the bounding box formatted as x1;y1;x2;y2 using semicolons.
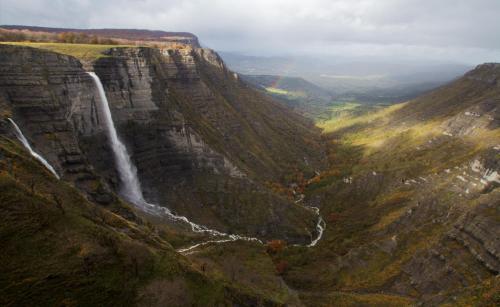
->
450;202;499;274
0;45;132;216
0;45;90;174
0;44;323;243
88;46;321;241
278;63;500;305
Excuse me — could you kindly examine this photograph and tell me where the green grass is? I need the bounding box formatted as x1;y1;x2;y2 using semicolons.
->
0;42;133;61
265;86;307;98
265;87;290;95
317;102;405;133
318;102;360;119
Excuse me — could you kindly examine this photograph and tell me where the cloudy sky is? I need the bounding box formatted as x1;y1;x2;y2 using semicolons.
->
1;0;499;64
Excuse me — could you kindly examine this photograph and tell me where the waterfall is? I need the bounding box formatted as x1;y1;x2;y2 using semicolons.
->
86;73;253;231
87;72;146;206
87;71;323;253
7;118;60;179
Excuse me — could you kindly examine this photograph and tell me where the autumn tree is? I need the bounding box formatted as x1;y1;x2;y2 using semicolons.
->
266;239;286;255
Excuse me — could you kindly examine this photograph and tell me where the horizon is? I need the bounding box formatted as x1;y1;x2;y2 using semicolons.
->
1;0;500;65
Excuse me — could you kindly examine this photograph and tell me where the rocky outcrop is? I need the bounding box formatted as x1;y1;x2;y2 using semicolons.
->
449;202;500;274
441;98;499;136
391;199;499;304
465;63;500;85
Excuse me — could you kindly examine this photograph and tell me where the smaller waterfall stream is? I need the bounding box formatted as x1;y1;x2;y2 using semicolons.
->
87;71;324;254
307;207;325;247
8;118;60;179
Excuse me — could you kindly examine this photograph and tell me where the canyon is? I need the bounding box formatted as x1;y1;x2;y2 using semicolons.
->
0;34;498;306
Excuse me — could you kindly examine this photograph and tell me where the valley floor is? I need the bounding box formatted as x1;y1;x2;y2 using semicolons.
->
271;94;499;305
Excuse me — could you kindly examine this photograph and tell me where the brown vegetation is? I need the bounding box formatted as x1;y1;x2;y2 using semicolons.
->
0;28;118;45
266;240;287;254
275;260;289;275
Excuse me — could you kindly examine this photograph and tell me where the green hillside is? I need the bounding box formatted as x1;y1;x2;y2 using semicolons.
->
279;63;500;306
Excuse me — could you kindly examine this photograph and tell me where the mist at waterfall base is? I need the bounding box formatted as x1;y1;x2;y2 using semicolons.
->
8;118;60;179
87;71;324;252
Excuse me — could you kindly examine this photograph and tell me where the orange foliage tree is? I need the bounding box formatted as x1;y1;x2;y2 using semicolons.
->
266;240;286;255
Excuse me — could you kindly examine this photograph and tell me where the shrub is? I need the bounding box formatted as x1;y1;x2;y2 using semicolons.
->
275;260;289;275
327;212;342;223
266;240;286;254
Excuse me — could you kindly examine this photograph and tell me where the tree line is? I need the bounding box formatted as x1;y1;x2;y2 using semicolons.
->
0;28;118;45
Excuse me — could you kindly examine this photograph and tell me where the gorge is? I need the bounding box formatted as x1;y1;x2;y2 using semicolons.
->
0;28;498;306
87;70;324;253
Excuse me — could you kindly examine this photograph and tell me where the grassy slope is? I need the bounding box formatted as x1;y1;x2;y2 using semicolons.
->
1;130;305;306
185;240;304;305
0;135;250;306
0;130;304;306
0;42;132;61
277;68;500;305
265;87;294;96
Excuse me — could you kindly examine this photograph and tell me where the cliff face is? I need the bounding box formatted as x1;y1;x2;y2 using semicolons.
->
0;45;90;173
0;44;323;243
0;45;132;215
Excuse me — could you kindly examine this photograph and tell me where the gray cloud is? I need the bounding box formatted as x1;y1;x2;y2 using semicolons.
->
1;0;499;63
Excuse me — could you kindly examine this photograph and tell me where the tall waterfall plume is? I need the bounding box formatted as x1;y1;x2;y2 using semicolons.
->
87;72;145;206
86;71;323;253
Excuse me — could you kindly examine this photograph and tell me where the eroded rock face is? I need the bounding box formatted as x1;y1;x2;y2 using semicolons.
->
0;45;109;199
450;202;500;274
390;199;499;304
0;45;146;226
94;48;159;122
86;46;320;242
441;98;499;136
0;44;322;243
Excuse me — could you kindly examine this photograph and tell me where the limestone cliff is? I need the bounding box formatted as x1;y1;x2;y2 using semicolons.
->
0;45;128;213
0;44;324;243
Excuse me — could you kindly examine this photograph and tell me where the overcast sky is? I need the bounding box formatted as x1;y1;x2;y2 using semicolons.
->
1;0;499;64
